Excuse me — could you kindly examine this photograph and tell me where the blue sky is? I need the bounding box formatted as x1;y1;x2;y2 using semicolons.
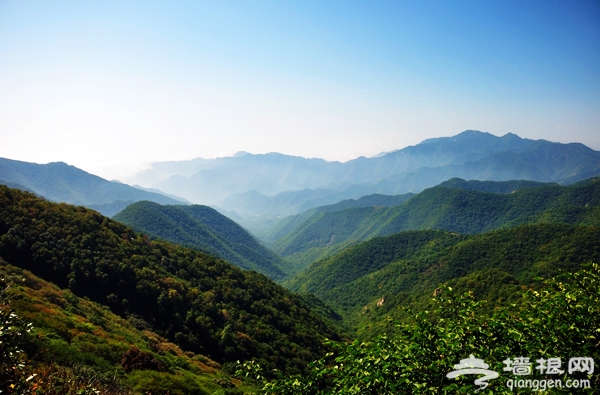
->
0;0;599;180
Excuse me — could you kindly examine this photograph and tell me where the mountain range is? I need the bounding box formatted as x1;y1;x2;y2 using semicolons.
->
265;177;600;270
122;131;600;232
0;158;189;216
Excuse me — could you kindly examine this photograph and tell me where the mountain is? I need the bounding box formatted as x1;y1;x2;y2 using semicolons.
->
127;131;600;220
438;177;553;193
269;178;600;269
0;261;253;394
0;158;187;216
130;157;215;188
260;192;414;245
113;201;288;281
221;188;356;218
156;153;343;207
251;263;600;394
0;185;342;377
286;223;600;337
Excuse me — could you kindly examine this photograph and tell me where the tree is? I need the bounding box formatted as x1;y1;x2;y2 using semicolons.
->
240;263;600;394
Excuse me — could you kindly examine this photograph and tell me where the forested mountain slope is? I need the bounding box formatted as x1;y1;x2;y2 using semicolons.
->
287;223;600;337
0;186;341;377
438;177;553;193
250;264;600;394
113;201;287;281
260;178;547;245
0;262;252;394
260;192;414;245
271;178;600;269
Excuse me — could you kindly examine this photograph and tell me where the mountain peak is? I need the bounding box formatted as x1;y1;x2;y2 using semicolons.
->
419;130;492;145
452;130;494;140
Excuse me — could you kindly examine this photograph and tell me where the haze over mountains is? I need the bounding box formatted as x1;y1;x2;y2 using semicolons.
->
127;131;600;222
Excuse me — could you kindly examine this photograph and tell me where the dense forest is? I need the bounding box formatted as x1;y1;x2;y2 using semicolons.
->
113;201;287;281
0;262;254;394
269;178;600;269
0;186;341;394
286;223;600;336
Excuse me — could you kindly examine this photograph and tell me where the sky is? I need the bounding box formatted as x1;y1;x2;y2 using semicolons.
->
0;0;599;181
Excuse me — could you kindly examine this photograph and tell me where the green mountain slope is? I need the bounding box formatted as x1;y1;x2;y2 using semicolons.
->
272;178;600;269
438;177;553;193
249;264;600;394
0;186;341;376
260;192;414;245
0;262;249;394
113;201;287;281
0;158;187;216
287;223;600;337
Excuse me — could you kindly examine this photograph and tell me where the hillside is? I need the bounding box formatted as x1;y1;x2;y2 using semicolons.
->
438;177;553;193
0;158;187;216
0;186;341;378
287;223;600;337
113;201;288;281
270;178;600;269
250;264;600;394
258;192;414;247
0;262;250;394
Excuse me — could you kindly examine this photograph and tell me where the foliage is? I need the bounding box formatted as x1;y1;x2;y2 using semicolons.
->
0;186;341;377
5;363;136;395
270;178;600;270
241;263;600;394
285;230;464;296
262;193;414;246
438;177;553;194
113;200;287;280
0;278;34;393
0;262;243;394
288;222;600;336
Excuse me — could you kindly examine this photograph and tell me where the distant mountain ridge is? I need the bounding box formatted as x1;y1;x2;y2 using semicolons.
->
127;131;600;220
0;158;187;216
113;201;288;280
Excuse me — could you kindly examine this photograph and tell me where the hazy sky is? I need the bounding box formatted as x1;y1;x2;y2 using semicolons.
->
1;0;599;181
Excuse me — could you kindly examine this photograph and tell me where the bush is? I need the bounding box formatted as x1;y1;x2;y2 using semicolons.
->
0;279;34;393
240;263;600;394
126;370;208;395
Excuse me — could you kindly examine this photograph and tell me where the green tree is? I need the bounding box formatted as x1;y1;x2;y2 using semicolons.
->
241;263;600;394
